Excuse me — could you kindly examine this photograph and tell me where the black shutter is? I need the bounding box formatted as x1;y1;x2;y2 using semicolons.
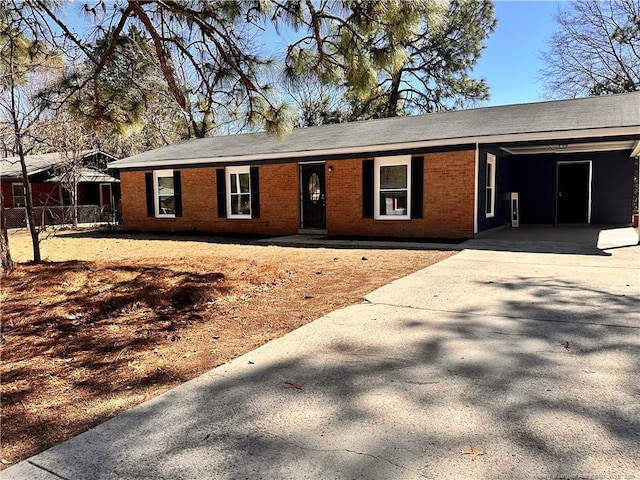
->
411;156;424;219
216;168;226;217
173;170;182;217
250;166;260;218
145;172;154;217
362;159;374;218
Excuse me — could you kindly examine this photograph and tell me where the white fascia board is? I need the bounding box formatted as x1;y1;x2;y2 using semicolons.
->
108;126;640;169
631;140;640;157
473;145;479;235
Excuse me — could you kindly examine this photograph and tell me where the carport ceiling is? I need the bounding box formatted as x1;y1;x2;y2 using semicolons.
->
501;140;638;156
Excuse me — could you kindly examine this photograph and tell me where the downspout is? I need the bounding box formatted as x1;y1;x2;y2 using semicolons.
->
473;144;479;236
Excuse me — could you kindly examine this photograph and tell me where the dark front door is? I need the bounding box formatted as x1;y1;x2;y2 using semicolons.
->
300;164;326;229
557;162;590;223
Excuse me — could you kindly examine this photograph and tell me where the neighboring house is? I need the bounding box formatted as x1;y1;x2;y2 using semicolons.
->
1;150;121;227
108;93;640;239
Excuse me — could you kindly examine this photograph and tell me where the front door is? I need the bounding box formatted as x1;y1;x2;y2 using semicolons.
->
557;162;591;223
100;183;113;207
300;164;326;229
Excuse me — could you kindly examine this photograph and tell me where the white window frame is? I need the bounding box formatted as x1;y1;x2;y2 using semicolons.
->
153;170;175;218
226;166;251;219
12;182;27;207
485;154;496;218
374;155;411;220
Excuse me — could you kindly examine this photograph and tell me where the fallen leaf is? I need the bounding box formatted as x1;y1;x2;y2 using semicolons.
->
461;444;486;461
284;381;304;389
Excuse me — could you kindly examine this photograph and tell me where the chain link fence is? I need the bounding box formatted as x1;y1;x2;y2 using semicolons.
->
3;205;114;229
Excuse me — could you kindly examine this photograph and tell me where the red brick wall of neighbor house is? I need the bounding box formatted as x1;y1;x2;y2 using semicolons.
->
31;183;62;206
121;150;476;238
1;182;12;206
326;151;476;238
0;181;61;207
121;164;300;235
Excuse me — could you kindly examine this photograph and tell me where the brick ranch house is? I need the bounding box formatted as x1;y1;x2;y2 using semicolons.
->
108;93;640;239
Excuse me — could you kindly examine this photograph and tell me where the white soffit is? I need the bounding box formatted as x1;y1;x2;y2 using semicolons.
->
502;140;637;156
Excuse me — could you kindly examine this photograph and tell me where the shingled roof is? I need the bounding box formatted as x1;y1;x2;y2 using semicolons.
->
109;92;640;169
1;151;119;181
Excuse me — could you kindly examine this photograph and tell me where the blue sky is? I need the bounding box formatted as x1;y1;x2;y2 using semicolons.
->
61;1;563;108
474;1;562;106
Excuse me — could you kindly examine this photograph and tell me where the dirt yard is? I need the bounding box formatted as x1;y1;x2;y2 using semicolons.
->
0;229;454;468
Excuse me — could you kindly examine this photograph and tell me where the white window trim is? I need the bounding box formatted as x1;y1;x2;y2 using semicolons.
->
12;182;27;208
374;155;411;220
154;170;175;218
226;166;251;219
485;154;496;218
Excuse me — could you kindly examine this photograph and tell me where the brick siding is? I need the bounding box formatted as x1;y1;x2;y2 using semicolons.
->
121;150;476;238
121;164;300;235
326;151;476;238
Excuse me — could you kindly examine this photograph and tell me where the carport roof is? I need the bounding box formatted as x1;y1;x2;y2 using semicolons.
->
109;92;640;169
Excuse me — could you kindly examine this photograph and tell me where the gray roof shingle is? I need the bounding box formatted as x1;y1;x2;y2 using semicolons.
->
1;151;119;181
107;92;638;168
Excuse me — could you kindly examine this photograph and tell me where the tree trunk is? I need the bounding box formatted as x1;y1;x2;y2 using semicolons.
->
387;69;403;118
72;178;78;229
0;192;15;277
17;142;41;262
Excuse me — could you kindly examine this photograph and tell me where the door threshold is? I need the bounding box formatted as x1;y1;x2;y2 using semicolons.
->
298;229;327;235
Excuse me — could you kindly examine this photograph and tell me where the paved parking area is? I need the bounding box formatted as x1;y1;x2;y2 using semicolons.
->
4;235;639;479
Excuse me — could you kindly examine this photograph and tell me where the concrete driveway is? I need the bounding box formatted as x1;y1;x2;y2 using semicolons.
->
4;237;639;479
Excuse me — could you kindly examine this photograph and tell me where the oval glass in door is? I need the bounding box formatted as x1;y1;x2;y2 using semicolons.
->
308;172;321;203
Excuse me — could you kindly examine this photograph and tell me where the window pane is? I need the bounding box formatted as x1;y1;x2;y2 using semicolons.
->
230;173;250;194
486;163;493;188
231;193;251;215
230;174;238;194
12;184;26;207
380;191;407;216
485;188;493;215
308;173;321;202
380;165;407;189
238;173;250;193
157;176;174;196
157;176;174;214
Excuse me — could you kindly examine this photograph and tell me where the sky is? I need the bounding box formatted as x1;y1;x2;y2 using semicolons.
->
60;1;564;108
474;1;562;106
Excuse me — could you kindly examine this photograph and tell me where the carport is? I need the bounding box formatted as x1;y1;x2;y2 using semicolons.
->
474;224;638;254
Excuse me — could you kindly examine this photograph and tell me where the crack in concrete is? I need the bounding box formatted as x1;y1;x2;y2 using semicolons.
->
363;300;640;330
260;430;416;473
26;460;71;480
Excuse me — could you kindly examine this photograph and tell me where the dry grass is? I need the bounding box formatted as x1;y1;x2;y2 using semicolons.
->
1;229;454;468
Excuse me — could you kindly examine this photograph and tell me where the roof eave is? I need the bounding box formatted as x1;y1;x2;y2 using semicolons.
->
108;125;640;170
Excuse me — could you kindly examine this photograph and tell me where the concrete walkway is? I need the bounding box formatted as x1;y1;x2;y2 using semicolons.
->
4;238;639;479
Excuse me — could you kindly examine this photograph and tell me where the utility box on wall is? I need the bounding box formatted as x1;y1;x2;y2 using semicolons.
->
511;192;520;227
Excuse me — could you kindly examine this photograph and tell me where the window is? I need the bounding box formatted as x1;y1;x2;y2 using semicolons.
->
154;170;176;217
485;154;496;218
145;170;182;218
227;166;251;218
374;156;411;220
12;183;26;207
